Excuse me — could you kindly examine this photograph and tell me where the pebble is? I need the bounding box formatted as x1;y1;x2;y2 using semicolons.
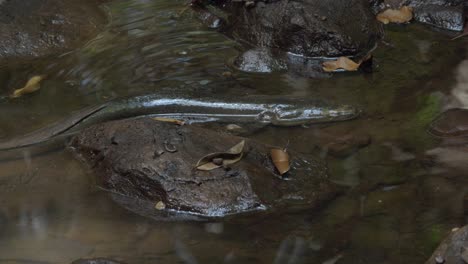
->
435;255;445;263
226;124;242;131
155;201;166;210
212;158;224;166
199;80;211;85
222;71;233;78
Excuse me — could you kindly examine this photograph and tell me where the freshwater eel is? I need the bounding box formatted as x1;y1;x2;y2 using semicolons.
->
0;94;360;150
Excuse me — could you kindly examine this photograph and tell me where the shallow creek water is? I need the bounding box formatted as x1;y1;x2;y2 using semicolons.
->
0;0;467;263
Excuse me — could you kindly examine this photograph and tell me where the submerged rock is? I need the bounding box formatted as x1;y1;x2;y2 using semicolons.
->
70;118;340;220
425;225;468;264
0;0;106;60
428;108;468;138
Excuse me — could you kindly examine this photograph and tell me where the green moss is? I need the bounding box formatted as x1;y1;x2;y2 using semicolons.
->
402;93;442;150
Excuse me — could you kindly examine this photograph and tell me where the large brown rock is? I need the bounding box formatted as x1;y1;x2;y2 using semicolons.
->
214;0;382;58
70;118;340;220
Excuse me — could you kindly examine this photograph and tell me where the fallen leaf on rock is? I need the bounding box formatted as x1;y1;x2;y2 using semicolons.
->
376;6;413;24
152;117;185;125
10;75;45;98
270;148;290;175
322;57;361;72
196;140;245;171
155;201;166;210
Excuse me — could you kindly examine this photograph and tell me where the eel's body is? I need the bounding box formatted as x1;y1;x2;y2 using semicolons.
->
0;94;360;150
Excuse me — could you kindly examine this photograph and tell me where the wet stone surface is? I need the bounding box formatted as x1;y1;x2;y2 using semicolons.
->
372;0;466;31
0;0;106;61
70;118;340;220
425;225;468;264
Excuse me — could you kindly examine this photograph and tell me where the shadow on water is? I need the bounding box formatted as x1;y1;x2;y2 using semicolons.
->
0;0;467;263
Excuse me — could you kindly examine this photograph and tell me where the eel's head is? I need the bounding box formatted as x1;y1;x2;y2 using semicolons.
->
259;104;361;126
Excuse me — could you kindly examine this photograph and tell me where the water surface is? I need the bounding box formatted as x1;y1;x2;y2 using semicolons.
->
0;0;467;263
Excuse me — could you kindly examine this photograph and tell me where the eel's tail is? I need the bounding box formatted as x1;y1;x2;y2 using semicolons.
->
0;104;107;151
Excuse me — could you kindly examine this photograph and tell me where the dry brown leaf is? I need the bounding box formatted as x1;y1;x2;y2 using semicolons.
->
322;57;361;72
196;140;245;171
270;148;290;175
152;117;185;125
11;75;45;98
376;6;413;24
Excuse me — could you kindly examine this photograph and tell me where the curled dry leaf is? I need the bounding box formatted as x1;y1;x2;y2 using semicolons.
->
270;148;290;175
11;75;46;98
152;117;185;125
376;6;413;24
196;140;245;171
322;57;361;72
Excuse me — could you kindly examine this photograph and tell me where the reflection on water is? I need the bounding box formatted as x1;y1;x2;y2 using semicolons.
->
426;56;468;173
446;59;468;109
0;0;467;263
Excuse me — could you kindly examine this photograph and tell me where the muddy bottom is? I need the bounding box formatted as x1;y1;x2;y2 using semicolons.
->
0;0;467;263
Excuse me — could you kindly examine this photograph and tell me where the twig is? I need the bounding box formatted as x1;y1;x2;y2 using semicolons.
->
451;33;468;41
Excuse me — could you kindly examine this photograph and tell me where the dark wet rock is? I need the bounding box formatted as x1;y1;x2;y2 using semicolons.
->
71;258;127;264
404;0;465;8
0;0;106;60
218;0;382;57
428;108;468;138
371;0;465;31
231;47;332;78
413;4;465;32
70;118;340;220
233;48;287;73
196;0;382;74
425;225;468;264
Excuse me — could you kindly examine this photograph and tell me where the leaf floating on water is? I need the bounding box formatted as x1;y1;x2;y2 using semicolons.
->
196;140;245;171
155;201;166;210
322;57;361;72
10;75;45;98
270;148;290;175
152;117;185;125
376;6;413;24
